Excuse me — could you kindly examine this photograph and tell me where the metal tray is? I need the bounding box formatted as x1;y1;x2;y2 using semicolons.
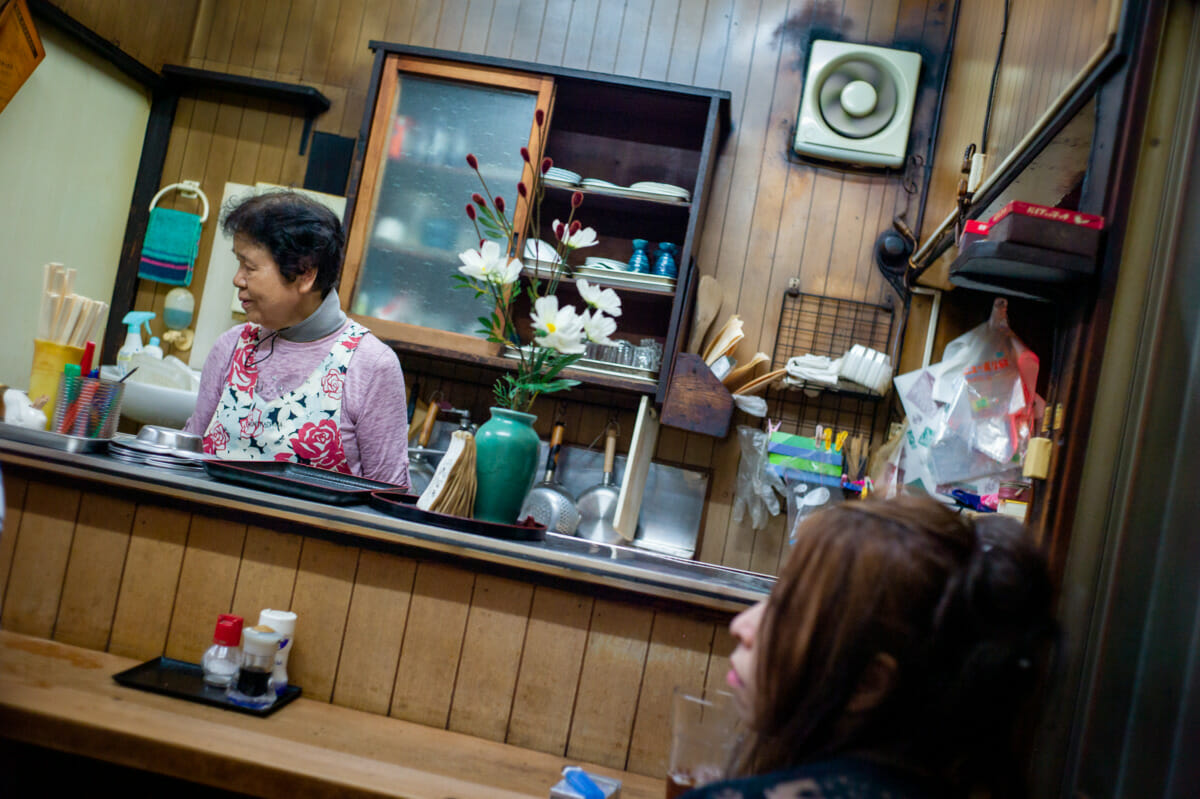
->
0;421;111;453
369;489;546;542
112;656;301;717
203;460;401;505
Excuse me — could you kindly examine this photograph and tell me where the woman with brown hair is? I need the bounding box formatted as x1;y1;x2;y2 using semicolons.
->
687;495;1058;799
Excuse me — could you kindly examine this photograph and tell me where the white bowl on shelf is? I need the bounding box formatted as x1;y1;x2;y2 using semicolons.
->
100;365;200;430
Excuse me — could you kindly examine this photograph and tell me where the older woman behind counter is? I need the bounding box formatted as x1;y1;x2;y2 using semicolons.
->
184;191;409;487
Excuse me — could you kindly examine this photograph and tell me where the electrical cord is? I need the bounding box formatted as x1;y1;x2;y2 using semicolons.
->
981;0;1012;153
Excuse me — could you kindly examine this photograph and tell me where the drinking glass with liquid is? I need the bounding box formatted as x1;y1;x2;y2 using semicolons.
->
666;688;739;798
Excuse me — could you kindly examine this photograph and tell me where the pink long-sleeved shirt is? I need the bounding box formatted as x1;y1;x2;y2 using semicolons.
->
185;322;410;487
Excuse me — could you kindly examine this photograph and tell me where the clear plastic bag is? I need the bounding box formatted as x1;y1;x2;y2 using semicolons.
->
732;425;786;530
894;299;1042;489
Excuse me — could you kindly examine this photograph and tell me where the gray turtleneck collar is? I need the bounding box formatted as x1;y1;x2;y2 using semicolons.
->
279;290;347;342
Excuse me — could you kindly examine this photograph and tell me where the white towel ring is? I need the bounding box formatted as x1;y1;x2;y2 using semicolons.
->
150;180;210;223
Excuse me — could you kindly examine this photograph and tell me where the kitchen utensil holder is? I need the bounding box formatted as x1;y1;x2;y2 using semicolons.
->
52;374;125;438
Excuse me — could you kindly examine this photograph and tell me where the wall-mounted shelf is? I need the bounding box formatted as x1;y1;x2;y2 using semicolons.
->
161;65;331;154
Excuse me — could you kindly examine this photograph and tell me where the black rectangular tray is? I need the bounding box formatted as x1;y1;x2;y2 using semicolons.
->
203;459;400;505
369;489;546;541
112;656;301;717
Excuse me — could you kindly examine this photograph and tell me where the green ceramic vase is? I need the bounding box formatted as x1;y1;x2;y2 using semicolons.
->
473;406;540;524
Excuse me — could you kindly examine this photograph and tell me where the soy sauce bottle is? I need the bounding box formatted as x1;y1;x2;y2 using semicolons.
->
226;625;282;709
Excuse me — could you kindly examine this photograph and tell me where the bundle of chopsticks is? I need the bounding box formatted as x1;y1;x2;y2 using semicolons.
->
38;263;108;347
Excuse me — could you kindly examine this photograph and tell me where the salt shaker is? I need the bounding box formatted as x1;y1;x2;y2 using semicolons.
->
226;625;283;709
257;608;297;695
201;614;243;688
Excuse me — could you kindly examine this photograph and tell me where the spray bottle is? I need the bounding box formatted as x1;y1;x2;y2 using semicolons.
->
117;311;155;376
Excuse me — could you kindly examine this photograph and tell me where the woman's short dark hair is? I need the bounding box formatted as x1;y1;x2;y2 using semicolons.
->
222;191;345;296
743;495;1058;795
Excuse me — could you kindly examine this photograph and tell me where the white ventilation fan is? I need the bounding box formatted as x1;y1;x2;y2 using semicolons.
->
793;40;922;168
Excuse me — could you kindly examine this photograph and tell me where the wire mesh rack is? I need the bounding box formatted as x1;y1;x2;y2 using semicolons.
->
766;289;898;452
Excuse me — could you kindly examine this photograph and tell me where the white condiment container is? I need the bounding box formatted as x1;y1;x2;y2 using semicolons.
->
257;609;297;695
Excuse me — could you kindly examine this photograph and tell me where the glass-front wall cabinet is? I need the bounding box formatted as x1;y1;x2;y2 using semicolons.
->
343;47;730;397
343;56;552;356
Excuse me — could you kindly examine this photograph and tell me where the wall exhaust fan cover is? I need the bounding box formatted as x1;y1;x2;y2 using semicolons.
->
793;40;922;168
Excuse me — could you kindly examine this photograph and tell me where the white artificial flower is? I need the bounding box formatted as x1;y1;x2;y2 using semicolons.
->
576;278;622;317
457;240;523;284
552;219;598;250
581;310;617;345
531;296;586;354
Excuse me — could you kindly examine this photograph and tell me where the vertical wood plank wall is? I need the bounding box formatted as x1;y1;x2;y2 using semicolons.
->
49;0;1112;578
0;469;734;777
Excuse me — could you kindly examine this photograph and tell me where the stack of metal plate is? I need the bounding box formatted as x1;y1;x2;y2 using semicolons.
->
108;434;206;471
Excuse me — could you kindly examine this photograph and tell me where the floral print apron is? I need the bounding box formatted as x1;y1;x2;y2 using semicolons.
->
202;322;367;473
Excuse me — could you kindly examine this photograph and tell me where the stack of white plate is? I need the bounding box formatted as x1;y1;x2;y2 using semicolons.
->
108;433;206;471
583;256;629;271
580;178;619;189
629;181;691;201
544;167;581;185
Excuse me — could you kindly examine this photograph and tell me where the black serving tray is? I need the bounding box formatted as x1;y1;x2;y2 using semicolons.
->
369;489;547;541
112;657;301;717
203;460;400;505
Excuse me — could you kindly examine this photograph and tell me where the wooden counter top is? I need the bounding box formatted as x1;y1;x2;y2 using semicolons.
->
0;438;768;614
0;631;663;798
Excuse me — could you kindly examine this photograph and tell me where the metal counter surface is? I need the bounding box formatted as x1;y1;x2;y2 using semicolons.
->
0;439;771;612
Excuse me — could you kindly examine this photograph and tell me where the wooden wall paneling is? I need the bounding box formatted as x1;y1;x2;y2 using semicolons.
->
254;102;295;185
202;0;242;68
532;0;571;66
484;0;521;58
0;483;79;637
625;613;715;776
696;435;739;566
326;0;368;86
383;0;421;46
279;110;313;186
288;536;360;702
250;0;291;77
1014;1;1053;152
316;84;349;138
355;0;393;76
508;0;548;61
448;574;535;741
409;0;443;47
584;0;625;74
188;0;216;64
691;0;732;89
707;0;776;309
666;0;705;85
332;549;417;714
506;586;593;754
389;560;475;727
704;623;736;700
162;97;245;333
566;597;654;770
301;0;341;84
226;0;267;73
0;474;28;616
559;0;600;71
694;0;762;275
846;177;890;302
276;0;317;80
655;425;688;464
107;504;191;660
163;515;246;663
53;492;136;651
749;501;788;576
639;0;681;82
228;102;270;185
229;525;303;623
341;90;369;140
612;1;653;78
433;0;470;52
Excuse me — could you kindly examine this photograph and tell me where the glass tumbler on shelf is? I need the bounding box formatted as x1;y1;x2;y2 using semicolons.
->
667;688;740;798
628;239;650;273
